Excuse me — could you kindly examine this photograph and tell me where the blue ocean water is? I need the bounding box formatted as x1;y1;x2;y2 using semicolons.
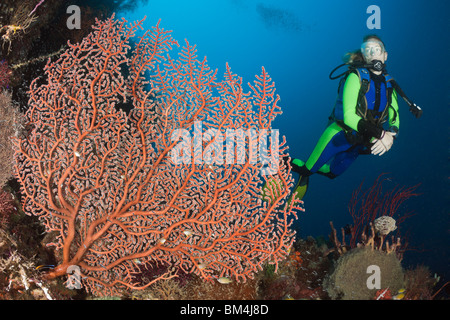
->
121;0;449;286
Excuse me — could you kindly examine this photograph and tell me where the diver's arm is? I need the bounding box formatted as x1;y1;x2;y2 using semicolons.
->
388;89;400;134
371;89;399;156
342;72;384;139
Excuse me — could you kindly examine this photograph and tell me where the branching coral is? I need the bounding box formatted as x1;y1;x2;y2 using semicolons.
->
13;15;301;296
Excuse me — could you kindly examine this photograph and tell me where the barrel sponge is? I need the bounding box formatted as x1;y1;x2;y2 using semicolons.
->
324;247;404;300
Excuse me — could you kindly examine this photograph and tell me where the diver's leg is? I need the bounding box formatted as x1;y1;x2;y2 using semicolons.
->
304;122;345;173
315;145;363;179
315;163;337;179
330;145;362;176
290;122;351;200
291;122;342;174
293;122;352;174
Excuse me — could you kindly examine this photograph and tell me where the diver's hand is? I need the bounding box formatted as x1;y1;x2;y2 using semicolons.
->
381;131;396;151
371;139;387;155
371;131;396;156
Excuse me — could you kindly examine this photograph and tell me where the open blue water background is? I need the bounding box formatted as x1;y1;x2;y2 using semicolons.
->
121;0;449;285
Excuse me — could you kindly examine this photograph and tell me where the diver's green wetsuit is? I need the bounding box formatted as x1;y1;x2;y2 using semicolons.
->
290;67;400;200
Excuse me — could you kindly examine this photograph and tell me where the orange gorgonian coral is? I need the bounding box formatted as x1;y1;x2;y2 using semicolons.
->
13;15;302;296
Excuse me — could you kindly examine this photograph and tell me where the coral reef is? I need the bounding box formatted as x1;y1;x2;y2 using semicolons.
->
184;275;261;300
0;90;24;187
258;237;330;300
324;247;404;300
0;188;15;227
12;14;301;296
1;0;149;108
130;278;188;300
347;173;419;249
0;226;54;300
0;2;444;302
0;60;12;90
403;265;436;300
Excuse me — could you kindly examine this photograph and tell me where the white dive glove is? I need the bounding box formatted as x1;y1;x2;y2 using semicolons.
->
371;131;397;156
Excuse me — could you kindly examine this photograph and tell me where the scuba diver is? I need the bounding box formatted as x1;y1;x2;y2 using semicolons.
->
287;34;422;202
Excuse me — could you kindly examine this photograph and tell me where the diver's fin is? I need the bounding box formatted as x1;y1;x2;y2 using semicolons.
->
287;175;309;204
261;177;281;205
262;174;309;208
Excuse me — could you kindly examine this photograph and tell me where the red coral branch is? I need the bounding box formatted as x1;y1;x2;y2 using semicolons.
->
348;173;420;248
13;15;301;296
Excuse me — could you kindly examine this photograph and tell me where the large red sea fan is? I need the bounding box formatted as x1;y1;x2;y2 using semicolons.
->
13;15;302;296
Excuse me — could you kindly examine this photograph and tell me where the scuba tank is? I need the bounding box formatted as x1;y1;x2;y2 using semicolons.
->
329;60;423;118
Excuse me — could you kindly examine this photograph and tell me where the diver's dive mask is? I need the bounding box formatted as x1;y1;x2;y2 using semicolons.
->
361;40;385;59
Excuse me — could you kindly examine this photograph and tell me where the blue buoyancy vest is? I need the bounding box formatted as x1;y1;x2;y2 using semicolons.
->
331;67;394;130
